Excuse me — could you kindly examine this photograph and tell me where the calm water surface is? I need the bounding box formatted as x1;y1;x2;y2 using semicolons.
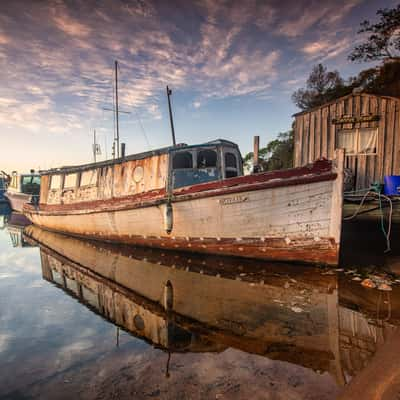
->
1;211;400;400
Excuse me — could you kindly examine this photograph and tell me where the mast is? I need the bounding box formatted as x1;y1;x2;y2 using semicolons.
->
93;129;97;163
166;86;176;146
115;60;120;158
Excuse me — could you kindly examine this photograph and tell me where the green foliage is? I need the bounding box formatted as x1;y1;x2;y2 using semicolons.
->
291;64;350;111
349;5;400;62
244;130;294;172
292;60;400;112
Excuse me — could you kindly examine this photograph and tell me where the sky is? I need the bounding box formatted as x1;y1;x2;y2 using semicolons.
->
0;0;397;172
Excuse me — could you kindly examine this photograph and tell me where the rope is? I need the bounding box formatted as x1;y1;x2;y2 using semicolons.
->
343;187;393;253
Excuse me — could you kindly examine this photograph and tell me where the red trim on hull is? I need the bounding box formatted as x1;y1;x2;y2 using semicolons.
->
25;167;336;216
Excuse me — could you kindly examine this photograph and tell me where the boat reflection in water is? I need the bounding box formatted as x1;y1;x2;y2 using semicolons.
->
5;212;33;248
24;225;400;390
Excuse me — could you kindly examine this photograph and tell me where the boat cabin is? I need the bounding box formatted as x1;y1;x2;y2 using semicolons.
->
8;172;41;196
170;140;242;189
39;140;243;206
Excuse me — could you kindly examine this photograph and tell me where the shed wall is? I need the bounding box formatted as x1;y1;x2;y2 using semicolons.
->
294;94;400;190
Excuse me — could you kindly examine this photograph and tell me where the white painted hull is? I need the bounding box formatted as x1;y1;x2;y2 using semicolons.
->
26;177;343;265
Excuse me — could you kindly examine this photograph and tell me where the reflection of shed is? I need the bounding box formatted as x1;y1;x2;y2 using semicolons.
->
293;94;400;190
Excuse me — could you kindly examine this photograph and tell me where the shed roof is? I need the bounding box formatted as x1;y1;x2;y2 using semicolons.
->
292;92;400;117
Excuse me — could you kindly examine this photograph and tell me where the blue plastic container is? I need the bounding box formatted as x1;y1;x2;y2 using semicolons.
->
384;175;400;196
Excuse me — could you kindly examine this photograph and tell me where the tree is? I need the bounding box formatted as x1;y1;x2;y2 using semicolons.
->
244;130;294;172
291;64;347;110
349;5;400;62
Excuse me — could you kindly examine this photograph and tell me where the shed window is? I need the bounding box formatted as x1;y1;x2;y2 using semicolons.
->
337;130;357;155
80;169;98;186
64;173;77;188
173;152;193;169
197;149;217;168
337;128;377;155
358;128;377;154
50;175;61;190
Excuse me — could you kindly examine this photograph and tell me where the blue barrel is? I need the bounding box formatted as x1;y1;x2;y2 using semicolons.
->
384;176;400;196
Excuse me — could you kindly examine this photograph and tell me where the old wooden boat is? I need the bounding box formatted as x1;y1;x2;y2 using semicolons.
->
5;171;41;212
24;140;344;265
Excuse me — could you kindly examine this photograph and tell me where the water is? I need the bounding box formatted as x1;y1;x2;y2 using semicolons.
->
0;212;400;399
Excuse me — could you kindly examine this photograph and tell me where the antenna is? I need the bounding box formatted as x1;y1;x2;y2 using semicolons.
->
102;60;130;159
93;129;97;163
166;86;176;146
115;60;120;158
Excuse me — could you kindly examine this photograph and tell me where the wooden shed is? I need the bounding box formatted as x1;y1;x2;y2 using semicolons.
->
293;93;400;190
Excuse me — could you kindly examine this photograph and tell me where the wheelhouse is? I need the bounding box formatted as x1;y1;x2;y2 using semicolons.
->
169;140;243;189
8;172;41;196
38;139;243;206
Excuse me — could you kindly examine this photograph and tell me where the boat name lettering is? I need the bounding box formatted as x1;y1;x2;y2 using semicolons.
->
219;196;248;205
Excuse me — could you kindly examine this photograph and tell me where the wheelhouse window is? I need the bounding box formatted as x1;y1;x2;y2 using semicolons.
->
64;173;77;188
21;175;41;195
171;148;220;189
80;169;98;186
172;152;193;169
224;152;238;178
50;175;61;190
197;150;217;168
337;128;377;155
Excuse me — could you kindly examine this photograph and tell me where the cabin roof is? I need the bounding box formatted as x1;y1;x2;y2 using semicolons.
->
41;139;240;175
292;92;400;117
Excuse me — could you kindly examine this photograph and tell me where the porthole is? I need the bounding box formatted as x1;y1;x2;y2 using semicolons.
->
133;166;144;183
133;314;145;331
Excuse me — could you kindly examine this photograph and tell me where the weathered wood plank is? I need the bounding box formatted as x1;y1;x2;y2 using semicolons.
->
315;107;322;160
356;155;367;190
321;106;328;158
377;98;387;182
328;103;337;159
384;99;396;176
309;112;315;163
393;100;400;175
294;115;303;167
303;113;310;165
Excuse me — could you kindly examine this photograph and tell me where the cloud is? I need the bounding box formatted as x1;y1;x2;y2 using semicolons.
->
302;37;353;62
0;0;374;152
275;0;360;38
52;9;91;38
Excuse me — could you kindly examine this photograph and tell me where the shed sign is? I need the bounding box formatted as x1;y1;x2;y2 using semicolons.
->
332;115;380;125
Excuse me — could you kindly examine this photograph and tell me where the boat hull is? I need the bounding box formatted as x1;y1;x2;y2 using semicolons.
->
5;192;32;213
25;175;343;265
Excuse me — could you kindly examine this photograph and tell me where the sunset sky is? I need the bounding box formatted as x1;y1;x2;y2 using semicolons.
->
0;0;396;172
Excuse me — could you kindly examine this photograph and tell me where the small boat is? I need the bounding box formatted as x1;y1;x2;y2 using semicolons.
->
5;171;41;212
0;171;10;203
24;141;344;265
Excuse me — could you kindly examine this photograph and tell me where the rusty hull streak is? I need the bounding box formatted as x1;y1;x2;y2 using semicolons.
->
24;169;336;216
27;227;339;265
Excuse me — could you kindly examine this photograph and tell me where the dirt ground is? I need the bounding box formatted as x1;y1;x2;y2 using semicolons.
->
4;345;339;400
